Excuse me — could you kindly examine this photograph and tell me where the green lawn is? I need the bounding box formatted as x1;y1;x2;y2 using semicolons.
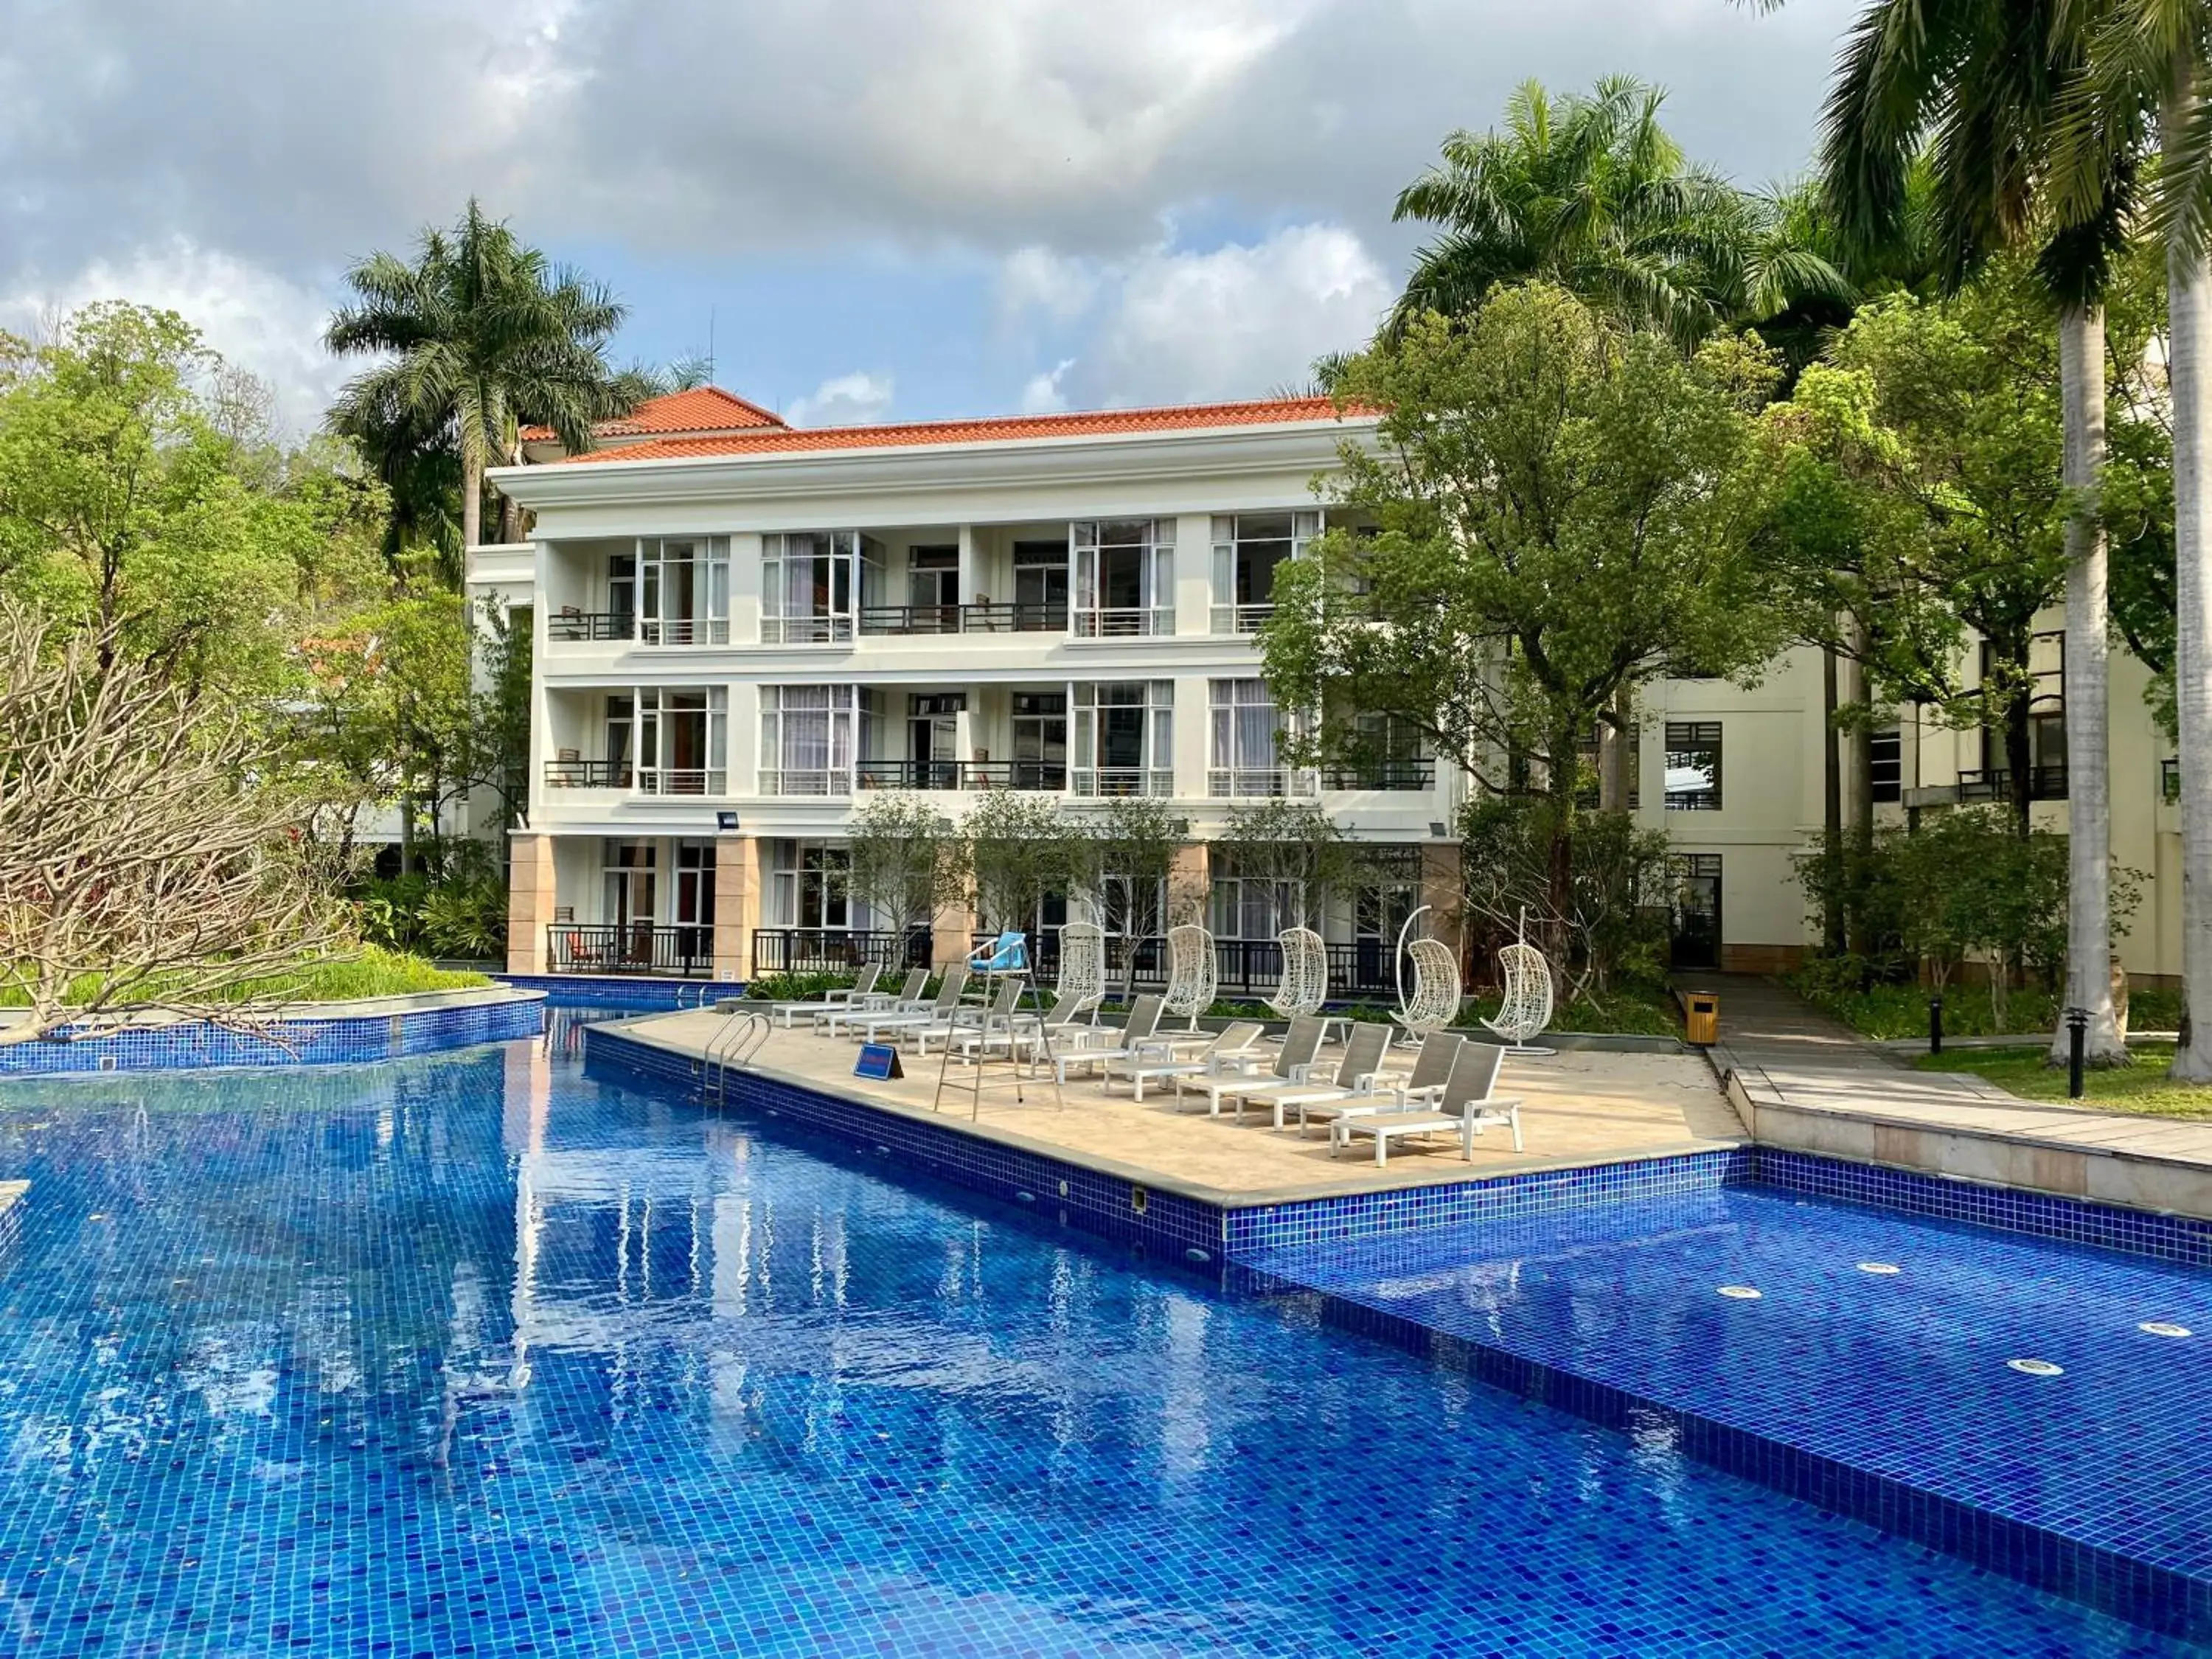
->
1914;1043;2212;1121
0;946;490;1010
1798;979;2184;1042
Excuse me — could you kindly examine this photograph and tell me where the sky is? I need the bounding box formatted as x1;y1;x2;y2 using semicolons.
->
0;0;1863;437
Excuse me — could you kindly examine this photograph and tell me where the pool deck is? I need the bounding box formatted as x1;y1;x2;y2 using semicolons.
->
609;1009;1745;1208
1693;975;2212;1222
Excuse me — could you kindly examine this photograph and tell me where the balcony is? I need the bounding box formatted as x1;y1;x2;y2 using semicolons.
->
544;758;633;788
1207;768;1318;799
1211;602;1275;635
548;610;630;643
1071;768;1175;799
1072;607;1172;639
857;602;1072;636
751;927;931;976
1322;761;1436;792
857;760;1068;791
1958;766;2067;803
548;923;714;977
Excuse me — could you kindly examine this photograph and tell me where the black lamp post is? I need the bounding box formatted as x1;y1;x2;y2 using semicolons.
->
2065;1006;2088;1100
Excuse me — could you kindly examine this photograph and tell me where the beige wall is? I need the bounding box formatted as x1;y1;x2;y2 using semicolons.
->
712;835;762;981
506;832;557;973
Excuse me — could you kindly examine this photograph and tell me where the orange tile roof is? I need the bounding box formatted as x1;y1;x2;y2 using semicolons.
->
520;386;785;444
557;396;1360;464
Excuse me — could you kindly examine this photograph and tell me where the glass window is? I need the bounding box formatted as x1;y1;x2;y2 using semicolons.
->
639;537;730;645
1012;692;1068;789
633;687;727;796
602;838;656;928
1211;511;1317;633
771;841;852;931
761;685;863;795
1870;728;1902;804
1209;679;1291;797
1071;681;1173;796
763;532;875;643
1664;722;1722;811
1071;520;1174;637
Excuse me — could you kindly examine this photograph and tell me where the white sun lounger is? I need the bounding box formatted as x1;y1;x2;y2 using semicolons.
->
1332;1041;1523;1165
1055;995;1166;1083
1175;1016;1326;1119
1107;1022;1267;1102
815;969;928;1033
768;962;881;1027
847;964;971;1044
1295;1031;1464;1139
1228;1021;1393;1130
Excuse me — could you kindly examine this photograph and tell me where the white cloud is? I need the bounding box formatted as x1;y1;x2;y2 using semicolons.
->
1019;358;1077;414
1003;223;1389;408
789;370;896;428
0;239;341;437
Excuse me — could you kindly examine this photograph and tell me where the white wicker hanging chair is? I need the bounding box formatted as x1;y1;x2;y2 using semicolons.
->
1055;922;1107;1022
1394;937;1462;1040
1164;922;1218;1029
1484;939;1557;1056
1267;926;1329;1021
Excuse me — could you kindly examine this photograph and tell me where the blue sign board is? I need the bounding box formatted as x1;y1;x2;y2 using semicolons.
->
855;1043;903;1081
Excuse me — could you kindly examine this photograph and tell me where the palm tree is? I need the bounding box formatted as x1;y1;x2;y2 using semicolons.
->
324;199;631;552
2054;1;2212;1077
1820;0;2139;1068
1389;74;1854;349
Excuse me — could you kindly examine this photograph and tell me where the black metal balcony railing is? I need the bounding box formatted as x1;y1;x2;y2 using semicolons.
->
548;923;714;978
2164;758;2181;804
1957;765;2068;803
860;604;964;636
973;932;1404;1001
963;601;1068;633
544;759;633;788
857;760;1069;791
547;611;632;642
1321;762;1436;792
751;928;932;976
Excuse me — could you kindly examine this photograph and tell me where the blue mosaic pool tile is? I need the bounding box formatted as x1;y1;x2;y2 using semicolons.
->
0;1045;2184;1655
584;1025;1229;1262
0;993;546;1075
1755;1147;2212;1269
1242;1183;2212;1642
495;973;745;1009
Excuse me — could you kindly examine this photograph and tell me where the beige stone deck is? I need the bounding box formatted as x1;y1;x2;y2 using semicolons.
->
611;1009;1744;1208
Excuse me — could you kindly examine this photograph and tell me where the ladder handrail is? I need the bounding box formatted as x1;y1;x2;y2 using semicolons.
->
704;1005;772;1105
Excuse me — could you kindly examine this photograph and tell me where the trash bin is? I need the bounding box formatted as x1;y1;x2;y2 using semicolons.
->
1683;992;1719;1046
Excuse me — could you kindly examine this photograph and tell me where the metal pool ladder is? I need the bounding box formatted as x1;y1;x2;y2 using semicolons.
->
704;1001;771;1106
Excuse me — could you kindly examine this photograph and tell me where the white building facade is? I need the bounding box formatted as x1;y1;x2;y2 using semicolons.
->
474;390;2187;990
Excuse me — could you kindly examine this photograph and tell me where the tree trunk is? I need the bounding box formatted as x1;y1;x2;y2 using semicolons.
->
2168;78;2212;1082
462;454;483;552
2006;679;2033;839
1598;693;1631;812
2050;304;2126;1067
1822;644;1844;955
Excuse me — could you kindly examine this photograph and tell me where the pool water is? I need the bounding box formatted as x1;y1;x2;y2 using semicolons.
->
0;1037;2193;1657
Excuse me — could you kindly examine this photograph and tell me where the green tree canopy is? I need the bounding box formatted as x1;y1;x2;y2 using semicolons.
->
1264;284;1790;928
324;198;635;557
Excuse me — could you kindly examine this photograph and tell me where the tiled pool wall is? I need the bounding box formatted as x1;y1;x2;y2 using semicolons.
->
1230;1255;2208;1641
0;994;546;1075
496;974;744;1009
582;1026;1228;1259
585;1026;2212;1272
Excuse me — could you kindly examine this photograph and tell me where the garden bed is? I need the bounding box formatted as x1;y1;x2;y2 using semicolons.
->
1795;977;2184;1043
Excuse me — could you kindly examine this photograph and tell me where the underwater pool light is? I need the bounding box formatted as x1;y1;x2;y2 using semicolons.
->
2007;1358;2065;1377
1716;1284;1762;1300
1856;1262;1902;1276
2139;1321;2193;1338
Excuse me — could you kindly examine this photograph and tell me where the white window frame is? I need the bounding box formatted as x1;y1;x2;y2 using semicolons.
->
1208;678;1313;798
759;684;865;796
633;686;728;797
762;532;874;644
1071;680;1175;797
1071;519;1175;638
638;536;731;645
1210;511;1317;634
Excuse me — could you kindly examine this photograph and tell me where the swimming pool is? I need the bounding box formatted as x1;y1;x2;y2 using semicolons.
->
0;1036;2193;1656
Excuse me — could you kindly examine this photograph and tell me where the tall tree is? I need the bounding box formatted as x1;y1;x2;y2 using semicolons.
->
1390;75;1853;350
324;200;632;555
2055;1;2212;1077
1820;0;2140;1065
1264;286;1789;959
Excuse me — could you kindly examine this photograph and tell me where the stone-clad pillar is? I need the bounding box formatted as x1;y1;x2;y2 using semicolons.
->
506;832;557;974
714;835;762;983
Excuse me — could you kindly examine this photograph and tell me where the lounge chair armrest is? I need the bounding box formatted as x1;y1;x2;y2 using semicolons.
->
1288;1062;1324;1083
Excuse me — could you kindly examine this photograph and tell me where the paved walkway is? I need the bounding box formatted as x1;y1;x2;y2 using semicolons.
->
1677;973;2212;1219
